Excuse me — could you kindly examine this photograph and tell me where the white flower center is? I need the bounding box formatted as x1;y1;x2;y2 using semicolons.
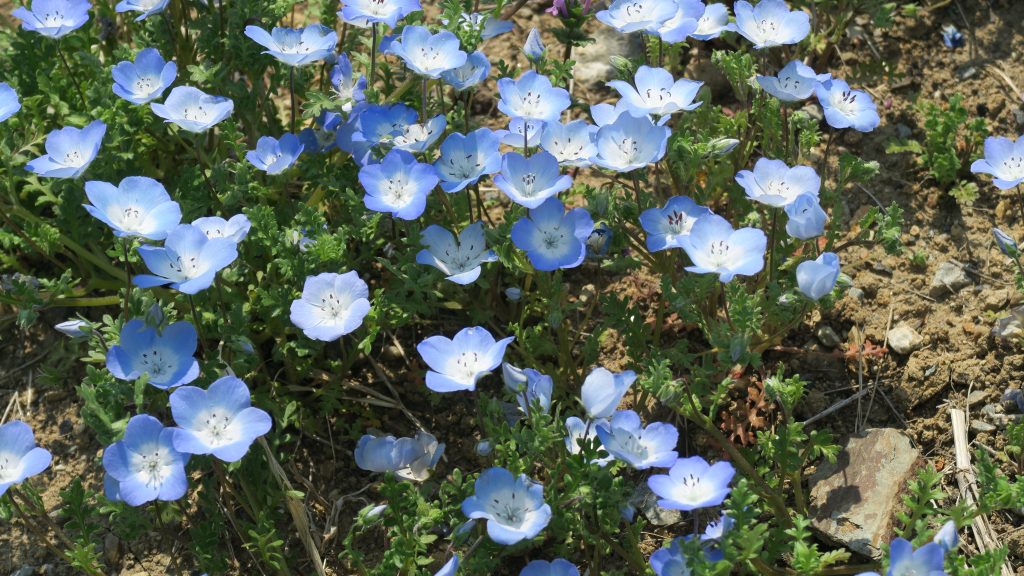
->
644;87;671;105
706;239;731;269
0;451;19;483
437;238;482;275
183;105;211;123
41;10;65;26
778;74;807;94
829;90;860;117
443;152;483;180
131;444;170;489
666;210;696;236
114;205;145;230
316;291;352;322
756;18;779;40
134;76;158;96
765;179;793;200
672;472;715;504
518;172;538;197
381;174;412;205
612;429;648;460
623;1;649;21
136;347;176;378
616;137;640;163
999;154;1024;179
487;490;530;527
197;408;238;447
393;124;435;147
448;350;483;383
62;149;84;166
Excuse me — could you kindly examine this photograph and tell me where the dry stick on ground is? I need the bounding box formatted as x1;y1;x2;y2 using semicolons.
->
949;408;1016;576
258;437;327;576
858;302;894;430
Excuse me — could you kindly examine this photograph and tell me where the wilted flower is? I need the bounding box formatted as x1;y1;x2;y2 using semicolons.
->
115;0;168;21
354;431;444;481
435;128;503;192
246;133;304;174
523;28;545;62
757;59;831;102
151;86;234;133
497;71;571;123
416;222;497;285
134;224;238;294
13;0;91;38
796;252;840;301
596;0;676;34
941;24;964;49
595;410;678;469
112;48;176;105
647;456;735;511
733;0;810;49
106;319;199;389
592;111;670;172
192;214;251;243
26;120;106;179
736;158;820;207
815;79;880;132
359;149;438;220
511;197;594;271
170;376;272;462
102;414;189;506
289;271;371;341
441;50;491;91
417;326;514;393
581;367;636;419
244;24;337;67
386;26;467;78
680;214;767;283
0;421;52;496
993;227;1019;257
495;151;572;209
971;136;1024;190
784;193;827;239
639;196;713;252
541;120;598;167
608;65;703;117
520;559;579;576
461;466;552;545
0;83;20;122
338;0;421;28
691;3;735;41
83;176;181;240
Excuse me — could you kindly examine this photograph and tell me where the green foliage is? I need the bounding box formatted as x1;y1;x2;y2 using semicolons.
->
886;95;987;187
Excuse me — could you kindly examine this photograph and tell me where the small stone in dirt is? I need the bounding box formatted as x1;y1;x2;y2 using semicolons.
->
1013;107;1024;128
10;567;33;576
887;323;924;355
980;403;1004;419
895;123;912;139
809;428;921;559
573;26;643;89
104;533;121;565
847;287;865;301
957;66;978;80
967;390;989;406
872;262;893;275
929;261;971;298
630;483;683;526
816;325;842;349
970;420;997;434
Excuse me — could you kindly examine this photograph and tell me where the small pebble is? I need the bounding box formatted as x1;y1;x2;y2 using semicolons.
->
816;325;842;349
967;390;988;406
970;420;997;434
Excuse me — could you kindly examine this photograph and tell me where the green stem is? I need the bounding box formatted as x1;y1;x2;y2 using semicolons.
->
289;66;297;134
369;23;378;90
56;40;86;109
122;238;132;320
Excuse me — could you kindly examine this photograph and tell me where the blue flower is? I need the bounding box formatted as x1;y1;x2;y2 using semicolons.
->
647;456;735;511
354;431;444;481
784;193;827;239
497;71;571;123
564;416;613;465
656;0;706;44
385;25;467;78
702;512;734;541
441;50;491;91
592;111;670;172
941;24;964;49
360;149;438;220
815;79;880;132
111;48;176;105
596;0;676;34
511;197;594;271
609;65;702;117
331;54;367;111
796;252;840;301
520;559;579;576
0;421;52;496
289;271;371;341
434;128;503;193
416;222;497;285
586;222;612;257
151;86;234;133
338;0;421;28
25;120;105;179
13;0;91;38
933;521;958;553
736;158;820;207
993;227;1019;257
434;556;459;576
541;120;598;168
351;103;419;154
192;214;251;243
55;319;90;338
449;12;514;41
115;0;168;21
856;538;946;576
106;319;199;389
83;176;181;240
0;83;22;122
691;3;735;41
734;0;810;49
418;326;513;393
971;136;1024;189
134;224;238;294
581;367;636;419
639;196;713;252
102;414;189;506
243;24;338;67
523;28;545;62
505;365;553;414
595;410;678;469
500;118;545;149
680;214;767;283
495;151;573;209
757;59;830;102
299;111;343;153
245;133;304;174
169;376;272;463
392;114;446;153
461;467;552;545
650;538;693;576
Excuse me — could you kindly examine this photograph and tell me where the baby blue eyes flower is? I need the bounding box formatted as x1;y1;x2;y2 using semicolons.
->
647;456;736;511
858;538;946;576
0;83;22;122
495;151;573;209
289;271;371;341
359;149;438;220
243;24;338;67
650;538;692;576
0;421;52;496
434;555;459;576
169;376;272;463
441;50;491;91
102;414;189;506
592;111;670;173
511;197;594;271
796;252;840;301
691;3;735;41
736;157;820;207
331;54;367;111
595;410;678;469
300;111;342;153
639;195;713;252
581;367;636;419
435;128;503;193
416;222;497;285
338;0;421;29
941;24;964;49
682;215;767;283
192;214;251;243
564;416;611;465
13;0;91;38
152;86;234;133
497;71;571;123
971;135;1024;189
392;114;446;153
507;366;553;415
933;521;958;553
386;26;467;79
523;28;545;62
245;133;304;174
25;120;106;179
993;227;1019;257
757;59;830;102
656;0;706;44
417;326;514;393
815;79;880;133
461;466;552;545
115;0;168;21
354;431;444;481
733;0;810;49
541;120;598;168
106;319;199;389
501;118;545;149
83;176;181;240
520;559;579;576
134;224;239;294
608;65;703;117
784;193;827;239
55;318;90;338
450;12;513;41
596;0;677;34
112;48;177;105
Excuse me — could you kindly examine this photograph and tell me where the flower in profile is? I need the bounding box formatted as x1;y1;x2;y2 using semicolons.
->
640;196;713;252
111;48;177;105
495;151;573;209
511;197;594;271
385;25;467;78
691;3;735;41
796;252;840;301
523;28;545;62
243;24;338;67
83;176;181;240
115;0;168;21
289;271;371;341
736;158;820;207
564;416;612;465
300;111;343;153
25;120;105;179
520;559;579;576
0;83;20;122
507;366;553;415
461;467;552;545
650;538;693;576
757;60;830;102
609;65;703;117
596;410;677;469
392;114;446;153
331;54;367;111
854;538;946;576
152;86;234;133
417;326;514;393
0;421;52;496
497;71;571;123
702;513;734;541
933;521;958;553
55;319;90;338
360;149;437;220
338;0;422;29
733;0;810;49
784;193;827;239
416;222;497;285
13;0;91;38
441;50;491;91
170;376;272;462
541;120;598;168
106;319;199;389
815;79;880;132
993;227;1019;257
971;136;1024;189
246;133;304;174
354;431;444;481
435;128;503;193
102;414;189;506
596;0;676;34
134;224;238;294
581;367;636;419
586;222;612;257
592;111;670;172
647;456;735;511
680;214;767;283
656;0;706;44
434;556;459;576
192;214;251;243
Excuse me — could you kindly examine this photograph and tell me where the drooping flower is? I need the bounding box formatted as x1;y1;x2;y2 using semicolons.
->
757;59;830;102
680;214;767;283
504;365;553;415
115;0;169;21
191;214;251;243
111;48;177;105
25;120;105;179
691;3;735;41
541;120;598;168
169;376;272;462
647;456;736;511
608;65;703;117
243;24;338;67
656;0;707;44
854;538;947;576
993;227;1019;257
495;151;573;209
0;421;52;496
595;0;676;34
434;556;459;576
0;83;20;122
815;79;880;132
415;222;497;285
639;196;713;252
510;197;594;271
83;176;181;240
523;28;545;62
245;133;304;174
520;559;579;576
733;0;810;49
971;135;1024;189
933;521;958;553
595;410;678;469
736;158;820;207
796;252;840;301
102;414;189;506
581;367;636;419
385;25;467;78
586;223;612;257
564;416;612;465
338;0;422;29
106;319;199;389
497;71;571;123
331;54;367;111
649;538;694;576
441;50;491;91
13;0;91;38
592;111;670;172
133;224;239;294
354;431;444;481
434;128;503;193
55;319;90;338
151;86;234;133
392;114;446;153
289;271;371;341
417;326;514;393
784;193;827;240
461;467;552;545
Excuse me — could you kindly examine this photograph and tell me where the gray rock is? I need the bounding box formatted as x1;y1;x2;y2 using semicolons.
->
929;261;972;297
573;25;643;89
847;287;865;301
809;428;921;559
1013;107;1024;128
967;390;989;406
980;403;1004;419
630;483;683;526
816;325;842;349
970;420;997;433
895;123;913;139
10;567;34;576
887;323;924;355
